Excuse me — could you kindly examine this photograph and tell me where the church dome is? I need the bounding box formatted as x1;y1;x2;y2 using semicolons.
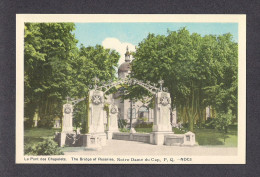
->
118;62;131;73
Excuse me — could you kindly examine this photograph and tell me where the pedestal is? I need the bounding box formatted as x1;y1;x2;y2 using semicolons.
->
182;131;196;146
153;92;172;132
62;103;74;133
82;133;107;150
150;132;174;145
106;104;119;139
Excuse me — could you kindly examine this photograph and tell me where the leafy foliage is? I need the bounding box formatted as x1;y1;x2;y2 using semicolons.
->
25;137;64;155
24;23;120;130
213;111;233;133
131;28;238;131
70;45;119;132
24;23;78;127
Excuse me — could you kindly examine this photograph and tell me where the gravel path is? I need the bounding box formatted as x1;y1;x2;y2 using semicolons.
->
63;139;237;156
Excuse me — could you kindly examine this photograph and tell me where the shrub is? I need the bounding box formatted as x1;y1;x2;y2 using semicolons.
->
135;122;153;128
137;117;148;123
173;127;187;134
213;111;233;133
24;137;64;155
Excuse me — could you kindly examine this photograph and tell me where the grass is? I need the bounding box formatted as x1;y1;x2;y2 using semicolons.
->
194;126;237;147
134;126;237;147
134;128;152;133
24;127;61;146
24;126;237;147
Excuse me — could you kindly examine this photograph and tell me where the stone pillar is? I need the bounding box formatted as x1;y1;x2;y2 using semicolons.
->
88;90;105;133
153;92;172;132
62;103;74;133
151;92;173;145
59;103;74;147
82;90;107;149
106;104;119;139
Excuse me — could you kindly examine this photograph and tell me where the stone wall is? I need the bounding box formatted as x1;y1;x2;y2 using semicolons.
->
164;134;184;146
112;132;130;141
132;133;150;143
112;131;196;146
112;132;150;143
55;131;196;147
164;132;196;146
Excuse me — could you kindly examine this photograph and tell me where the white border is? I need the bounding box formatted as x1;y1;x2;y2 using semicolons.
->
16;14;246;164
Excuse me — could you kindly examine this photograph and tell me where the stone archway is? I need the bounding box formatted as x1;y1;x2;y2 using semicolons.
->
85;77;173;145
59;77;174;147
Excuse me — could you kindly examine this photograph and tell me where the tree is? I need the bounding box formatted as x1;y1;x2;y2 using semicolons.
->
202;34;238;118
131;28;238;131
24;23;120;131
70;45;120;133
24;23;78;127
213;110;233;143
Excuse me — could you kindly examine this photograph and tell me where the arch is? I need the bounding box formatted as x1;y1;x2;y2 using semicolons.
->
95;77;160;95
71;97;86;106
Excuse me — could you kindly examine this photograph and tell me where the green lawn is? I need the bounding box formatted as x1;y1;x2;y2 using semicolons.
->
134;128;152;133
24;128;61;146
25;126;237;147
135;126;237;147
193;126;237;147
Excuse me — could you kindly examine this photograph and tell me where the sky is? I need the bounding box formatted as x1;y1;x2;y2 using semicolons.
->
74;23;238;66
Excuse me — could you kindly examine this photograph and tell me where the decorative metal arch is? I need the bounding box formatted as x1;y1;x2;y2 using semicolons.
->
71;97;86;106
65;96;86;106
65;77;168;106
90;77;168;95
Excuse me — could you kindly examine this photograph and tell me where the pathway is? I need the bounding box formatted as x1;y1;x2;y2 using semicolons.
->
63;139;237;156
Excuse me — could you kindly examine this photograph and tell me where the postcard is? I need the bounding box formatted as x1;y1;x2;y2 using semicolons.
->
16;14;246;164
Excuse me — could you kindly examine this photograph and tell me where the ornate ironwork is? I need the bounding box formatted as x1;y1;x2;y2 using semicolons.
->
66;134;80;144
66;96;70;103
158;79;164;91
91;77;161;94
92;76;99;90
71;97;86;106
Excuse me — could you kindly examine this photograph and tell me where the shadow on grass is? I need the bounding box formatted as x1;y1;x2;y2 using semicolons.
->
194;128;237;146
24;127;61;146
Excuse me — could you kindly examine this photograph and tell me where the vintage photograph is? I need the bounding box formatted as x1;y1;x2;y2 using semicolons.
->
16;15;246;164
